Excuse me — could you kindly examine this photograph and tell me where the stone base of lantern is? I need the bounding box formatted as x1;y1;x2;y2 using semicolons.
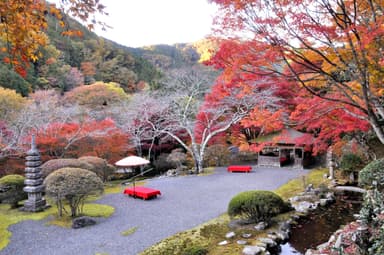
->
20;198;50;212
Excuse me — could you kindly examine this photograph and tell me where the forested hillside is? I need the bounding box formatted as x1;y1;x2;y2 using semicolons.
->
0;12;213;96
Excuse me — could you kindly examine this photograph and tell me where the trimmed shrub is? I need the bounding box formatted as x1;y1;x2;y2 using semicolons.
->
182;246;208;255
359;158;384;191
78;156;116;182
44;168;104;217
203;144;230;167
167;148;187;170
153;153;173;173
340;153;364;174
41;158;93;179
228;190;290;223
0;174;27;208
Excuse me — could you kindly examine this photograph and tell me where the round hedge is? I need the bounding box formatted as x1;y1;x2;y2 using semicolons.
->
79;156;116;181
0;174;27;208
228;190;290;223
41;158;94;179
340;153;364;173
359;158;384;191
44;167;104;217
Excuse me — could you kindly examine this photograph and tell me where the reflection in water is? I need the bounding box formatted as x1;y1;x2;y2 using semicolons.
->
279;192;362;255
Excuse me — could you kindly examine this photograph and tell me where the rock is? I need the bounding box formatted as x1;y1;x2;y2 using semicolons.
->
258;237;277;248
242;233;252;238
319;198;328;206
254;221;268;231
305;249;316;255
325;192;335;201
328;234;336;244
237;240;247;245
293;201;315;213
242;245;264;255
166;169;178;177
267;233;278;242
275;230;289;242
334;233;343;249
225;231;236;239
279;221;291;232
218;240;229;246
72;216;96;229
316;241;329;250
305;183;314;192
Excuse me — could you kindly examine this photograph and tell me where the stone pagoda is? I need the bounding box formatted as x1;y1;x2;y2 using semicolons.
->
21;135;47;212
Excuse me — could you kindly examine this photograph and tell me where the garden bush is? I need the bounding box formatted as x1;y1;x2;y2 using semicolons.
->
0;174;27;208
339;153;364;174
228;190;291;223
44;167;104;217
167;148;187;170
359;158;384;191
182;246;208;255
41;158;93;179
203;144;230;167
153;153;173;173
78;156;116;182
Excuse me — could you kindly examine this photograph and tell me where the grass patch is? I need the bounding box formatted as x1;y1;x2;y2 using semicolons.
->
275;168;329;200
198;167;215;176
140;167;330;255
47;203;115;228
0;204;55;250
0;201;115;251
121;226;138;236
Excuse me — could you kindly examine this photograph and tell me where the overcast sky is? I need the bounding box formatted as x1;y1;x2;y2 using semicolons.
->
92;0;218;48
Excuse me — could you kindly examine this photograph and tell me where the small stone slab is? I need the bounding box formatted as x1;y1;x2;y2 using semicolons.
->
218;240;229;246
242;245;264;255
237;240;247;245
225;231;236;238
242;233;252;238
72;216;97;229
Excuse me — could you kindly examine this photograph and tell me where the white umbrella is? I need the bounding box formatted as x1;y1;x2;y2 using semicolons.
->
115;155;150;167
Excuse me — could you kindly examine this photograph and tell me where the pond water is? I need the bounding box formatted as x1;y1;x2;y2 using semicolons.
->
279;191;363;255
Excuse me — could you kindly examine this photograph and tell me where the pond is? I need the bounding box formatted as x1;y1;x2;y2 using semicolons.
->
279;191;363;255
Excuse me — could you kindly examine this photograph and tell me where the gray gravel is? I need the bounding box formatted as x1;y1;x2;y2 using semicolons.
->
1;166;306;255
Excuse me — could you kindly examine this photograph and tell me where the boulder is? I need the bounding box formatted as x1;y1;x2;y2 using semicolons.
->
242;245;264;255
254;221;268;231
225;231;236;239
72;216;97;229
218;240;229;246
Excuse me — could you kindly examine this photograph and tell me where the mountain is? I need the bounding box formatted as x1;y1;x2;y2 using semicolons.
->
0;12;217;96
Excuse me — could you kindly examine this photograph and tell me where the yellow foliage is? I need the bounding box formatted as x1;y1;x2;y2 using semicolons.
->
0;87;26;121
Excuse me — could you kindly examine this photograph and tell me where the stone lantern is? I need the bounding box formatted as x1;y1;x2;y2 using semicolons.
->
21;135;47;212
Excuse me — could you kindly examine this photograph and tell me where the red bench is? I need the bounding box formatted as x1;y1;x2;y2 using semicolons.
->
227;165;252;173
123;186;161;200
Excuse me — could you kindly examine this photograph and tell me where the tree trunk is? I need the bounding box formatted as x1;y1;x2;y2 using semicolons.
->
370;117;384;144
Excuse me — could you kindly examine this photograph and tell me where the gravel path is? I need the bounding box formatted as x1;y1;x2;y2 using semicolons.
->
1;166;306;255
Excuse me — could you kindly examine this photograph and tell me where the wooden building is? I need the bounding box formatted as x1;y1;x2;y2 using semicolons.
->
255;128;313;169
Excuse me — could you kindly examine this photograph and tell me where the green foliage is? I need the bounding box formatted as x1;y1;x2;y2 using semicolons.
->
182;246;208;255
359;158;384;191
228;190;290;223
44;168;104;217
0;175;26;208
41;158;94;179
0;65;31;96
339;153;364;173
